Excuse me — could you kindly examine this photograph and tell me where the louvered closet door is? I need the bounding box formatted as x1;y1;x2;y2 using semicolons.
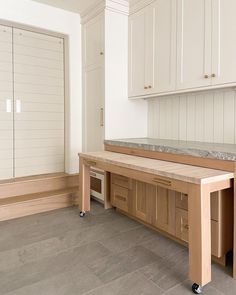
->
13;28;65;177
0;25;14;180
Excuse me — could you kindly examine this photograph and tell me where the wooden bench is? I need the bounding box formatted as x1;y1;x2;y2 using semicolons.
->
78;151;234;294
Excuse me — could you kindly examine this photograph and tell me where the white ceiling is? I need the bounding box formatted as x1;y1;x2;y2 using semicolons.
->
32;0;101;14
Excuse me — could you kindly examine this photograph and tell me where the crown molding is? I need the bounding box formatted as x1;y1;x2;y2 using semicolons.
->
81;0;129;24
106;0;129;15
129;0;155;14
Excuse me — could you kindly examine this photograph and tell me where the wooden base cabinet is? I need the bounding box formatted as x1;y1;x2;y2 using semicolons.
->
110;173;233;260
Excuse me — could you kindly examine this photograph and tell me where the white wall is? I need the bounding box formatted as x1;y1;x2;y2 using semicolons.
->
148;88;236;144
0;0;82;173
105;9;147;140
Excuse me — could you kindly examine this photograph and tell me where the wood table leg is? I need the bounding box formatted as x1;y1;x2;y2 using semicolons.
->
79;157;91;214
188;184;211;289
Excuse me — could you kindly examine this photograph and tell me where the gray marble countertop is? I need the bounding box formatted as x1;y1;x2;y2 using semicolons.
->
104;138;236;161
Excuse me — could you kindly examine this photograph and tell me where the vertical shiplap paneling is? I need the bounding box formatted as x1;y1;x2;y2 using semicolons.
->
159;99;167;139
204;93;214;142
195;94;205;142
178;96;187;140
186;95;196;141
165;98;172;139
147;88;236;144
171;96;180;139
223;90;235;143
213;91;224;143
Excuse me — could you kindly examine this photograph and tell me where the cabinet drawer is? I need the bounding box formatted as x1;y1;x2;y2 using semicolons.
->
111;184;129;212
176;192;219;221
111;174;132;189
176;208;219;257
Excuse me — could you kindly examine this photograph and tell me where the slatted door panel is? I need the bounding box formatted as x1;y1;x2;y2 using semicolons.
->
13;28;65;177
0;25;14;180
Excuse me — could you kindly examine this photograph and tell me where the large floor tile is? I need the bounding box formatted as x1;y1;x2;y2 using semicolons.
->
88;245;159;284
84;271;164;295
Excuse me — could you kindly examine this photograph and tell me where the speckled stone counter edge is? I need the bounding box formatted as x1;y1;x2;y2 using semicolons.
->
104;139;236;162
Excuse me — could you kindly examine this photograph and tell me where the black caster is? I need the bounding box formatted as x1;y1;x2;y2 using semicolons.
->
192;283;203;294
79;211;86;217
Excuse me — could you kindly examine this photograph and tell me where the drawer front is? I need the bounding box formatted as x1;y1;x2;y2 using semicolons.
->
111;174;132;189
175;208;219;257
111;184;129;212
176;192;219;221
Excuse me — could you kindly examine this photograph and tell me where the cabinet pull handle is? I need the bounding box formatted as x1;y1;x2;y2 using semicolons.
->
184;224;189;230
116;195;126;202
100;52;104;55
86;160;96;167
6;99;12;113
204;74;209;79
148;85;152;89
90;172;97;177
144;86;148;89
100;108;104;127
211;73;216;78
16;99;21;113
152;178;172;187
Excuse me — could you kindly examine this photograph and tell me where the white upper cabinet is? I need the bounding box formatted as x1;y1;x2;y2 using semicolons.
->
211;0;236;86
129;8;146;97
176;0;212;90
83;14;104;69
129;0;236;98
129;0;176;97
150;0;177;94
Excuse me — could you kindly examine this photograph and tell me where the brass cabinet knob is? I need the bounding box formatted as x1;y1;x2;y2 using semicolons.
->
204;74;209;79
148;85;152;89
212;73;216;78
184;224;189;230
144;86;148;89
100;52;104;55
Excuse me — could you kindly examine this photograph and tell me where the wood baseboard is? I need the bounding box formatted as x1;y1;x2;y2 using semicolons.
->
0;173;79;221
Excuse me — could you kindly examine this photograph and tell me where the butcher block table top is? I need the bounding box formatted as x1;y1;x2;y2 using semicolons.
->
79;151;234;185
79;150;234;290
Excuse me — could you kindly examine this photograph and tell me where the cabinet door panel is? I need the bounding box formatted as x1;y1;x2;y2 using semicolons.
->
83;14;104;68
134;181;155;223
84;67;104;152
150;0;177;93
129;9;146;97
0;25;13;180
176;0;212;89
13;28;65;177
212;0;236;85
154;187;176;235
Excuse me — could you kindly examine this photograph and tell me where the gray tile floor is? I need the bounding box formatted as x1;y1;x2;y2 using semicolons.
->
0;200;235;295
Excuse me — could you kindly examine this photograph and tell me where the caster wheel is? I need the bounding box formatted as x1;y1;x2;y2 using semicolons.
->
80;211;86;217
192;283;203;294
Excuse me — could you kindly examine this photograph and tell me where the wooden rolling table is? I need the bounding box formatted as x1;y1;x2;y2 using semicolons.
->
78;151;234;294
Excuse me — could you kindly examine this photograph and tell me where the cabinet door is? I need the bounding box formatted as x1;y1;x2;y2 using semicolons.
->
133;181;155;223
129;8;147;97
149;0;177;94
154;187;176;235
83;14;104;69
84;67;104;152
212;0;236;85
176;0;212;89
13;28;65;177
0;25;13;180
